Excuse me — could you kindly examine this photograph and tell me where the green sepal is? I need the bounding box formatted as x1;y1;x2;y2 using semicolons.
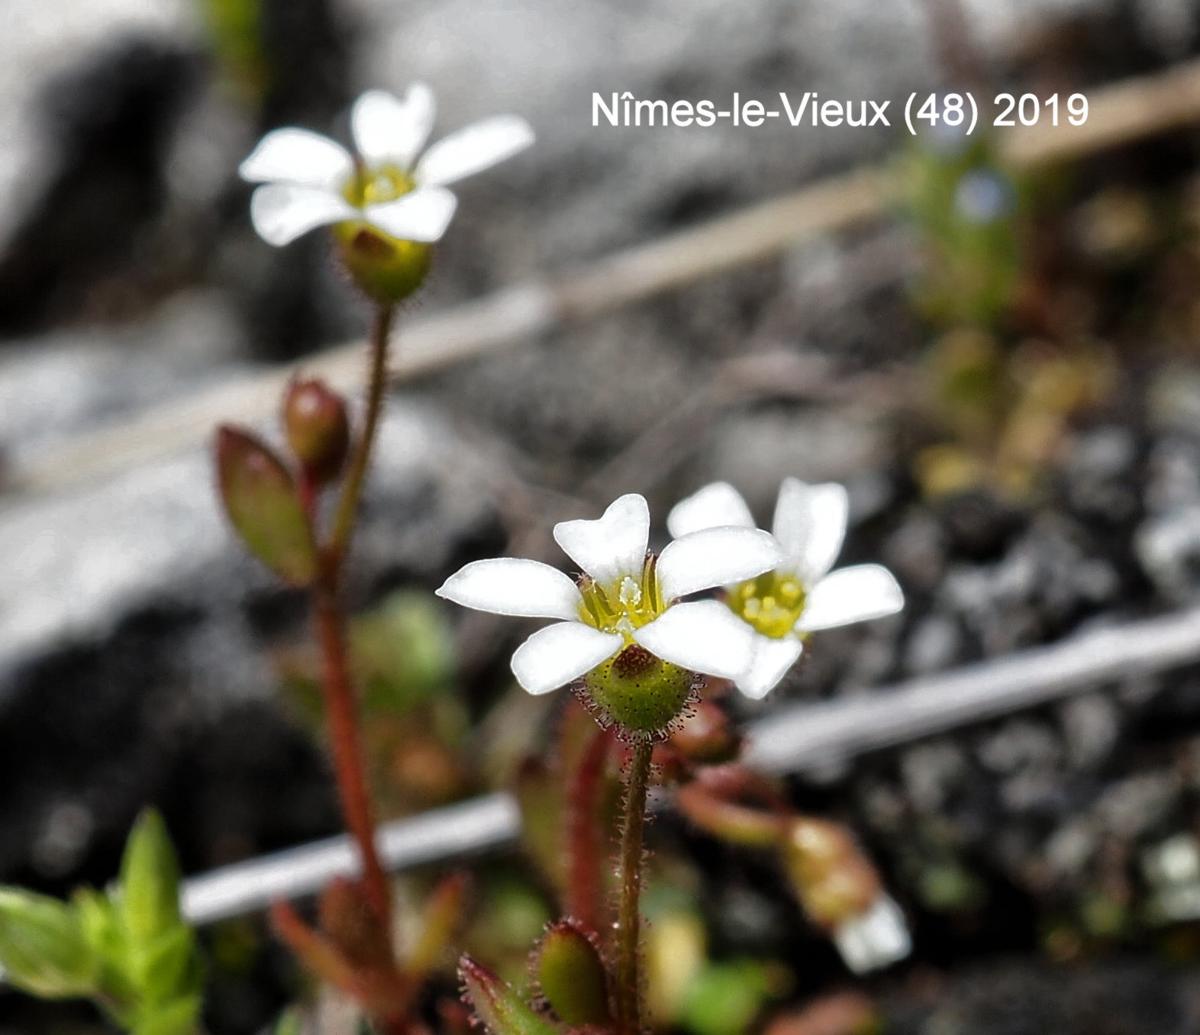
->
532;920;610;1026
332;222;432;304
215;425;317;586
459;955;559;1035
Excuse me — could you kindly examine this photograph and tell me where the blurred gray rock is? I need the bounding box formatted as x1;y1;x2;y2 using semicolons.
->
0;399;492;687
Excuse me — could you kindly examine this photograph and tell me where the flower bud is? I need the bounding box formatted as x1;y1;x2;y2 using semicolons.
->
581;645;698;736
283;378;350;484
781;819;879;928
830;894;911;975
532;919;611;1026
333;223;432;304
781;819;909;973
215;425;317;586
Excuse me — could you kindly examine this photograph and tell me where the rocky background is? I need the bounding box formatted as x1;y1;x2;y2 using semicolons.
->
6;0;1200;1032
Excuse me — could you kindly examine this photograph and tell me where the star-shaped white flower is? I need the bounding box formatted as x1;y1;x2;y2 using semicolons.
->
436;493;782;696
239;83;534;247
668;479;904;700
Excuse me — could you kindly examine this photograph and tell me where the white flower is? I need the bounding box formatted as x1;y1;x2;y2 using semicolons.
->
239;83;534;247
832;894;911;974
435;493;782;696
667;479;904;700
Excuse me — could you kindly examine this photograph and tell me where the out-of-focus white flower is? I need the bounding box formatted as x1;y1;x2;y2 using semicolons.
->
668;479;904;700
239;83;534;247
831;894;911;974
436;493;781;696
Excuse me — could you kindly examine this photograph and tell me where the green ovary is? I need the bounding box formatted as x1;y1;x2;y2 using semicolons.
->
728;571;806;639
577;556;664;641
333;165;431;303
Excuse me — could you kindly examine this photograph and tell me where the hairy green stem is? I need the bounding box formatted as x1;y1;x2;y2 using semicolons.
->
615;736;653;1034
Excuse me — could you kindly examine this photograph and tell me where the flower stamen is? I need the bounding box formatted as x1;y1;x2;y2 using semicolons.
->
578;555;665;641
728;571;807;639
342;164;416;207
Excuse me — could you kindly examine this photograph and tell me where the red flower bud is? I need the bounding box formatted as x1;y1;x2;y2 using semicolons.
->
282;378;350;484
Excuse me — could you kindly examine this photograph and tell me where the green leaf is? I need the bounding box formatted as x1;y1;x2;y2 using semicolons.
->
73;888;136;1006
681;961;774;1035
215;425;316;586
273;1007;308;1035
458;956;559;1035
128;993;202;1035
532;920;610;1026
0;887;96;998
119;810;183;945
134;927;201;1005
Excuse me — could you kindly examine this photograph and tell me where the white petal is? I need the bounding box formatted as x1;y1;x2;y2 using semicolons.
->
510;622;622;696
415;115;535;187
239;128;354;190
352;84;435;170
833;895;911;974
657;527;780;601
364;187;458;242
435;558;582;620
634;600;758;680
666;482;755;539
248;184;355;246
797;564;905;633
736;636;803;701
772;479;849;583
553;494;650;584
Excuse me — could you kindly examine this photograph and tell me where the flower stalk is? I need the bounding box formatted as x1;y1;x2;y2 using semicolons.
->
308;301;396;927
311;586;390;925
614;736;653;1035
330;303;394;566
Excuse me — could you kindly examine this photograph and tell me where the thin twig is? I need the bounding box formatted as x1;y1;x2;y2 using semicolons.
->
178;602;1200;926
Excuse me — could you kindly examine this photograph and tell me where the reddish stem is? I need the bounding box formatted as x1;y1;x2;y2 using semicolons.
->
565;725;613;931
313;584;392;928
304;303;397;930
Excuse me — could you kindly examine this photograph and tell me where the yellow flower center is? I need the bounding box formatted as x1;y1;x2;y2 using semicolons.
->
577;555;665;641
342;164;416;207
728;571;806;639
